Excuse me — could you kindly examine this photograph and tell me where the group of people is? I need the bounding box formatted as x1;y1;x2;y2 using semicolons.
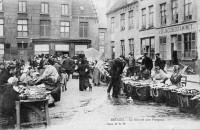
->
0;53;94;128
106;52;182;98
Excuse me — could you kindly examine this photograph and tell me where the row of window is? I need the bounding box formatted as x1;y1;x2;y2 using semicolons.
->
111;0;193;33
121;39;134;57
119;32;195;59
0;0;69;15
0;19;88;38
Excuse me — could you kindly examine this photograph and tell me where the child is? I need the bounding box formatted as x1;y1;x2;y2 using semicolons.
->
60;67;68;92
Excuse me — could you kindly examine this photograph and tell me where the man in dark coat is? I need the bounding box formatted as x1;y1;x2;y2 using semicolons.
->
141;53;153;73
62;56;74;79
155;53;166;72
109;55;125;98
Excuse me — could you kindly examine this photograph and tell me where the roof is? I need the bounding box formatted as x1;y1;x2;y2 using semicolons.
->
72;0;96;17
106;0;138;15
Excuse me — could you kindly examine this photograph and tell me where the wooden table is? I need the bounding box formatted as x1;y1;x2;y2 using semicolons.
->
15;99;50;129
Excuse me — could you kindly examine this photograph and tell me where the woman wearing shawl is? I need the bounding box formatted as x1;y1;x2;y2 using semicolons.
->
77;58;90;91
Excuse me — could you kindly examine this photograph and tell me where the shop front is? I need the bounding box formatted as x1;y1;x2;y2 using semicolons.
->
157;22;198;72
32;39;91;57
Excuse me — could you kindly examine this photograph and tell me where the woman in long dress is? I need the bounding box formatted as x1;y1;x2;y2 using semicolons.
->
77;58;90;91
93;60;100;86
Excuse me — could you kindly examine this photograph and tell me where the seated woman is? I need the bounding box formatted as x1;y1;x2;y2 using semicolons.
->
151;66;168;83
36;59;61;104
170;65;182;88
138;65;151;80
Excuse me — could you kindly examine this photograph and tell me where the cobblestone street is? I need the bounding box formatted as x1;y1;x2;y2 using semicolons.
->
34;78;200;130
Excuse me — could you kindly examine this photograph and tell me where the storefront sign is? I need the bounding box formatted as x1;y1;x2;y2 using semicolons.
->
140;29;156;37
55;45;69;51
35;44;49;55
158;23;195;34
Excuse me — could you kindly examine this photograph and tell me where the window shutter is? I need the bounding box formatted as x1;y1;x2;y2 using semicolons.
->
191;33;196;59
177;34;182;59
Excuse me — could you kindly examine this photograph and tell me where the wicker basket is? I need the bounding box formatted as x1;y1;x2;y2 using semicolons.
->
177;93;197;114
150;88;165;103
196;99;200;118
164;89;178;107
135;85;150;101
124;84;137;99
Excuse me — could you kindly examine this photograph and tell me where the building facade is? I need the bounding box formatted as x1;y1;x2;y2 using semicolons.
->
106;0;139;59
0;0;98;61
106;0;200;74
155;0;200;73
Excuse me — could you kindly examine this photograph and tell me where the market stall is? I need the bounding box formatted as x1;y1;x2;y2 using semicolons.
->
122;76;200;118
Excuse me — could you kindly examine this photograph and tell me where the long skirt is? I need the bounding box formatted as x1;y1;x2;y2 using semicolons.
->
112;77;121;98
93;67;100;84
0;85;19;128
79;74;89;91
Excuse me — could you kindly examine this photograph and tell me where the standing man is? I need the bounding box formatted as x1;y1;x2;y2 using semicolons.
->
62;55;74;79
128;53;135;77
141;53;153;73
108;55;125;98
155;53;166;72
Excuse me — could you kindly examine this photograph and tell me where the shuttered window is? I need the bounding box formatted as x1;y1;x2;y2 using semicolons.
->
159;36;167;59
184;33;196;59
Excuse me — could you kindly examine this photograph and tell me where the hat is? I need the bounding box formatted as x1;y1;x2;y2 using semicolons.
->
155;66;160;70
155;53;160;56
143;52;148;55
119;55;125;59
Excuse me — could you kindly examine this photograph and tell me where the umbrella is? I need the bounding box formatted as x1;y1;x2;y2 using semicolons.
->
84;48;102;63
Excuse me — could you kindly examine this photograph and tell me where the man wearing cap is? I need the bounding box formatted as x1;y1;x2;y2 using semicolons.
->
141;53;153;73
128;53;135;77
108;55;125;98
155;53;166;72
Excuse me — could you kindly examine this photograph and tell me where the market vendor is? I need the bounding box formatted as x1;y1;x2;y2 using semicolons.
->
151;66;168;84
36;59;61;103
138;65;151;80
170;65;182;88
0;69;20;129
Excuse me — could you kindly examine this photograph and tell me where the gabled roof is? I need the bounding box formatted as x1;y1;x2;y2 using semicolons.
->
72;0;96;17
106;0;138;15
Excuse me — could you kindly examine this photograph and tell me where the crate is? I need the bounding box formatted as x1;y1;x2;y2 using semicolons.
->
177;93;197;114
164;90;178;107
150;88;165;103
135;85;150;101
27;111;44;123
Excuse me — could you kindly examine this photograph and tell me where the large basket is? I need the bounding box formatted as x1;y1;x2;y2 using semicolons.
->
135;85;150;101
124;84;136;99
177;93;197;114
164;89;178;107
196;99;200;118
150;88;165;103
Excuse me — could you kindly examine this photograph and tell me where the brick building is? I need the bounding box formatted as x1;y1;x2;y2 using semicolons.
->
0;0;98;61
106;0;200;74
